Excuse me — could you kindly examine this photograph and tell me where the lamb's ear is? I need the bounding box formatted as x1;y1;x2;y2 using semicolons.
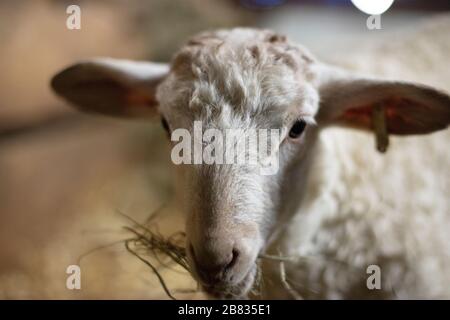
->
51;58;169;118
315;66;450;135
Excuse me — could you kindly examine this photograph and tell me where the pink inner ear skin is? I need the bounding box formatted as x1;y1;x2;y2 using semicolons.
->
125;89;157;108
117;88;159;118
341;104;373;129
341;97;430;135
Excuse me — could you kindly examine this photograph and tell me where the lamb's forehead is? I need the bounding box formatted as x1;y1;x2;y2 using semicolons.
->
158;28;317;127
174;28;315;79
186;28;292;48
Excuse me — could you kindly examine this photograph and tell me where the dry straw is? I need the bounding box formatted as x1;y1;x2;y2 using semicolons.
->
121;209;377;299
75;207;392;299
120;209;308;300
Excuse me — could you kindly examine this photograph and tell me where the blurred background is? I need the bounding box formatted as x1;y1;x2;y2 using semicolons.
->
0;0;449;299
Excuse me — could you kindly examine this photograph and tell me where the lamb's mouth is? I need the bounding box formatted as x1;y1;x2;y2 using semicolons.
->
201;265;257;300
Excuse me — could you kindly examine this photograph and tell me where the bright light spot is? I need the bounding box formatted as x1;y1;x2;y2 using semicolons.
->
351;0;394;15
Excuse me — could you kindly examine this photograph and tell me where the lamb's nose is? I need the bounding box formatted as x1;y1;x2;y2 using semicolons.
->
189;241;240;285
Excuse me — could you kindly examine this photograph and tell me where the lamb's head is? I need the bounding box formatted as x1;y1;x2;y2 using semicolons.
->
51;28;450;299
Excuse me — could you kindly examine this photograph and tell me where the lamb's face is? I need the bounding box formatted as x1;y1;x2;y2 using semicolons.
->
156;29;321;298
51;27;450;300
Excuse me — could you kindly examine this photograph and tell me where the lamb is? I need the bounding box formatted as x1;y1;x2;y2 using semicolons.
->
51;26;450;299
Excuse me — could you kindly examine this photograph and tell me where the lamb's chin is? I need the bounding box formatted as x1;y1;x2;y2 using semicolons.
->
203;266;257;300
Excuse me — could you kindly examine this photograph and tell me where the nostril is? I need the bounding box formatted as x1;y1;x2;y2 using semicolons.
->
189;243;241;284
224;248;240;272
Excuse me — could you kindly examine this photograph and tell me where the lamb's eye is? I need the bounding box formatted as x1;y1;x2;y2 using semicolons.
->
161;117;170;136
289;119;307;139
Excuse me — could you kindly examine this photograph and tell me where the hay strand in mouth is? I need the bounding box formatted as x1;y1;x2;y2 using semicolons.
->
279;261;303;300
123;226;189;272
118;210;189;272
119;210;195;300
119;210;318;299
125;239;177;300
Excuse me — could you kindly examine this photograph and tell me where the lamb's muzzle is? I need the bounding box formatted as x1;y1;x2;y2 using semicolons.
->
186;215;261;298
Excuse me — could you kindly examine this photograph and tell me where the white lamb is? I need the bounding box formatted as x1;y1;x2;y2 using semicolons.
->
51;22;450;299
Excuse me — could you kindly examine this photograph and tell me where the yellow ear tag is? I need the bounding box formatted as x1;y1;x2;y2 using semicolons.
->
372;104;389;153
